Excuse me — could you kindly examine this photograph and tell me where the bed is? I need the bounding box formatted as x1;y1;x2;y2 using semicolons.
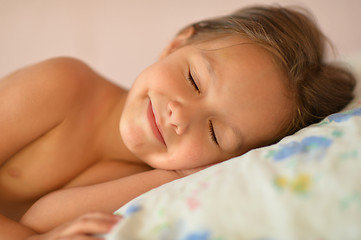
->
104;59;361;239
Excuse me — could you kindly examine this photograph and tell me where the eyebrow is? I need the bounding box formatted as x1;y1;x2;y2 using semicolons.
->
199;51;244;153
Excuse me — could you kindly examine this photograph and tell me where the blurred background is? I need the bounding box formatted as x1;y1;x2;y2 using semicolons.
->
1;0;360;88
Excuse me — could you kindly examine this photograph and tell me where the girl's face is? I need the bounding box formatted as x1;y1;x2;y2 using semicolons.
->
120;36;293;170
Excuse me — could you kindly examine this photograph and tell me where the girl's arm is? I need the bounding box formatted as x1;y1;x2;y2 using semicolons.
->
1;211;121;240
0;214;35;240
20;169;183;233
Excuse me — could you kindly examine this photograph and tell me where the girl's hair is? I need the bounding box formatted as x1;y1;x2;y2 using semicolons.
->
183;5;356;141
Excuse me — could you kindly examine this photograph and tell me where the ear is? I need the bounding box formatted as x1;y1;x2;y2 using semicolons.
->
159;27;195;59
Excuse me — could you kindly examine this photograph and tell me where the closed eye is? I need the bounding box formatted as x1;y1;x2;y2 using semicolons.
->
209;120;219;145
187;70;200;94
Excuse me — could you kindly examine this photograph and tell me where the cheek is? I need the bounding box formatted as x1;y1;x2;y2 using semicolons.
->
173;139;218;168
180;144;203;161
146;63;186;93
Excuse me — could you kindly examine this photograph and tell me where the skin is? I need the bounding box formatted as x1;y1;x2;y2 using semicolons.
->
0;30;293;239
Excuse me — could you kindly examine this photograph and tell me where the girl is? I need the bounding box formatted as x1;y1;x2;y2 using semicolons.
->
0;5;356;240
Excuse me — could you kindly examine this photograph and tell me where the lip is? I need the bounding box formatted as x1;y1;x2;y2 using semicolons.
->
147;99;166;145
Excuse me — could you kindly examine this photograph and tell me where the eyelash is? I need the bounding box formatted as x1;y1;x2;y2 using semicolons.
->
209;120;219;145
187;70;218;146
187;71;200;94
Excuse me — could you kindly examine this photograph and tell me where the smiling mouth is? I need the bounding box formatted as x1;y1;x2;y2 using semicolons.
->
147;100;166;145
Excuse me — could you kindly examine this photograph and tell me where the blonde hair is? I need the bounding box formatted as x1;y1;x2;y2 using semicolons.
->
183;5;356;140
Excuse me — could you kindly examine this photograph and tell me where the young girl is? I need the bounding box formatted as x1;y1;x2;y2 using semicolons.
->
0;5;356;240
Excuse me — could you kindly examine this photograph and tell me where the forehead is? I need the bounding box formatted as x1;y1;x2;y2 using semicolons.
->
192;37;293;152
191;36;286;86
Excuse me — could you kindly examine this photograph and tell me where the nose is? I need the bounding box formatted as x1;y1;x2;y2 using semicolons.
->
168;100;191;135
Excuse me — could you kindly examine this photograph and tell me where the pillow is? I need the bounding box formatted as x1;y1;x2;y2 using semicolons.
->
106;62;361;239
105;96;361;239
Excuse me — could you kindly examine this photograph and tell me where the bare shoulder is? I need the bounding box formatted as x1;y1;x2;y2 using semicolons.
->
0;57;104;163
1;57;99;103
12;57;98;96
